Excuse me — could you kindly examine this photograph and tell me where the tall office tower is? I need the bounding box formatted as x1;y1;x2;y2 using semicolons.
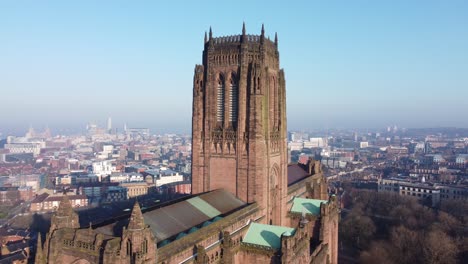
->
107;117;112;134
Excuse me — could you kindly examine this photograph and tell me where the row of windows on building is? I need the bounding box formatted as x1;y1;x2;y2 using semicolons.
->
401;191;431;198
400;186;434;193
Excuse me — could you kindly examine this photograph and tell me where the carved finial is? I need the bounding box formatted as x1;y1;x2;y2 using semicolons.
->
128;201;145;231
204;31;207;43
209;26;212;40
242;22;246;35
260;24;265;44
275;32;278;47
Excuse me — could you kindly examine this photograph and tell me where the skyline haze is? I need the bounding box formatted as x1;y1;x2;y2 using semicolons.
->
1;1;467;135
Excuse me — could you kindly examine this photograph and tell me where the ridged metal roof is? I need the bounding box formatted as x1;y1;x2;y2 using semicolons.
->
96;189;245;242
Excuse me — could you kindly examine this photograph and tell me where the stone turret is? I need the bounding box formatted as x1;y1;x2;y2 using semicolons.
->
50;194;80;232
128;201;145;231
120;201;157;263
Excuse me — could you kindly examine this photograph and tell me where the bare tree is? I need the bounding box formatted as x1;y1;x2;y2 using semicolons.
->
422;228;458;264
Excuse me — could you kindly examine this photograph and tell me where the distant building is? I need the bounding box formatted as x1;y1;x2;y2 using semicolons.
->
161;180;191;195
144;167;184;187
4;142;44;157
120;182;149;198
386;146;408;155
288;141;303;151
0;186;20;206
109;172;144;183
378;178;467;206
436;184;468;200
359;141;369;148
456;154;468;165
104;186;128;203
423;154;446;165
0;153;34;163
309;137;328;148
125;128;150;139
18;186;34;202
30;193;88;212
92;160;116;180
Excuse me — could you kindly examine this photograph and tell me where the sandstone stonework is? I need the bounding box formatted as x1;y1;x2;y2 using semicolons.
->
192;23;288;226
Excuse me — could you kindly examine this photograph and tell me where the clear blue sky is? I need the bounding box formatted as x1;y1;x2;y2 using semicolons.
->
1;1;467;135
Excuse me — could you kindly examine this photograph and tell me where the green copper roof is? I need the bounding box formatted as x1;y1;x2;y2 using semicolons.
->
290;197;327;216
202;220;212;227
186;196;221;218
243;223;295;250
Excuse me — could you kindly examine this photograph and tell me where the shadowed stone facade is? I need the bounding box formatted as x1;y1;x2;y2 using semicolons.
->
35;197;157;264
36;24;339;264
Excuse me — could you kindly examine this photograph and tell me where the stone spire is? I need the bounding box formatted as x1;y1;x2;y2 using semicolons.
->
50;193;80;231
56;194;74;217
127;201;145;231
260;24;265;44
275;32;278;47
209;26;212;40
242;22;246;36
204;31;207;44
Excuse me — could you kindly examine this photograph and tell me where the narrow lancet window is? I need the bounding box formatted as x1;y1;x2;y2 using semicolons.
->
229;77;238;123
217;76;225;123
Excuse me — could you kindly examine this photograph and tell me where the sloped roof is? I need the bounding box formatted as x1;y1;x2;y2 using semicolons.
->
96;189;245;242
287;164;310;185
243;222;295;250
290;197;327;216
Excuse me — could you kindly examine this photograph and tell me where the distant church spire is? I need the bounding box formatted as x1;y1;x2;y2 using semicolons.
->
127;201;145;230
209;26;212;40
204;31;208;43
242;22;246;35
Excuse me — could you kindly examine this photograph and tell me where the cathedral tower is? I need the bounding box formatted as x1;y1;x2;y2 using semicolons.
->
192;24;288;225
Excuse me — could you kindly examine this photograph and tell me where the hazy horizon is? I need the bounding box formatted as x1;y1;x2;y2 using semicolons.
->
1;1;467;135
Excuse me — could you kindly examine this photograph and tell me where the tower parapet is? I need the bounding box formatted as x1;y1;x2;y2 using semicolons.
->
205;24;278;51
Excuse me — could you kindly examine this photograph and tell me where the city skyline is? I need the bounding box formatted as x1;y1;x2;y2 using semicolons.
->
1;1;468;135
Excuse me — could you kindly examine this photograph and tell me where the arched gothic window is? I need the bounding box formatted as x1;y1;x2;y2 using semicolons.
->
229;73;238;123
126;240;132;256
142;239;148;254
217;75;225;124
